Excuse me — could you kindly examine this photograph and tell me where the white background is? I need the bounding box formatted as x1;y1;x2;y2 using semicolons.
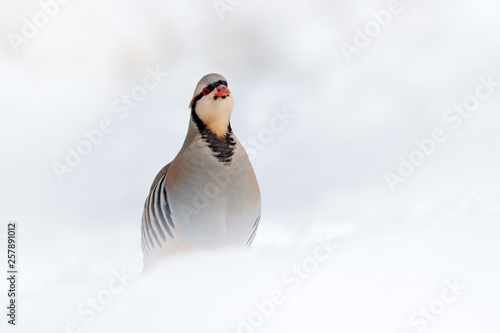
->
0;0;499;332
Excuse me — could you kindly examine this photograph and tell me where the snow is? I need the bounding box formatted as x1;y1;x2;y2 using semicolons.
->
1;0;500;332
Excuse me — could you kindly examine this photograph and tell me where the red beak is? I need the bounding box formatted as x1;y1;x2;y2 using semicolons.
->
214;85;231;98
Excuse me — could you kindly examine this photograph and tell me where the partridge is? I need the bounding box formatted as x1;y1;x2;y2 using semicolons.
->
141;73;261;264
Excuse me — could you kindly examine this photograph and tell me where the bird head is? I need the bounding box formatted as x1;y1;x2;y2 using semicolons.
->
190;73;234;139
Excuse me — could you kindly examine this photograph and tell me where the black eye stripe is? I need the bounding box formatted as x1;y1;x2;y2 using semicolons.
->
204;80;228;94
191;80;228;107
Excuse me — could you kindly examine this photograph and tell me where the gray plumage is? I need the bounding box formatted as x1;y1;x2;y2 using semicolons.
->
141;74;261;264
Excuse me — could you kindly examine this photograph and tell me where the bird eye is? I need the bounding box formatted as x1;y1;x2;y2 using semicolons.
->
202;88;211;96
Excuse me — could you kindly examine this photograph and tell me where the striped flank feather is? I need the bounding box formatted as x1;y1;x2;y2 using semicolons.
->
141;164;175;256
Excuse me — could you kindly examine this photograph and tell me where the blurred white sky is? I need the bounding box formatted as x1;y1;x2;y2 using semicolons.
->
1;0;499;228
1;1;500;332
1;0;500;245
